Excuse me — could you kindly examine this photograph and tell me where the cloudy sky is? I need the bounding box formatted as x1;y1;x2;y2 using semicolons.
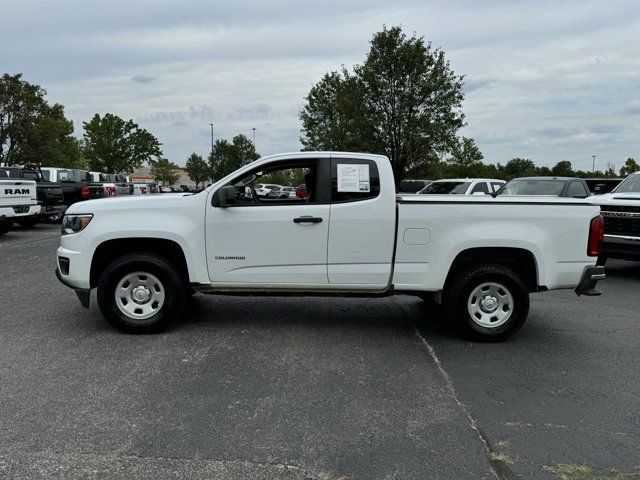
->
3;0;639;170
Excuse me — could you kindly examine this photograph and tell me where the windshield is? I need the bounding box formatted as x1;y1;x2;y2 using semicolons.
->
57;170;73;182
420;181;470;194
613;174;640;193
499;180;565;196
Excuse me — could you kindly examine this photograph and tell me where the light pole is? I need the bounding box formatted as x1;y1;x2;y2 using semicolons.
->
209;123;214;159
251;127;256;147
592;154;597;173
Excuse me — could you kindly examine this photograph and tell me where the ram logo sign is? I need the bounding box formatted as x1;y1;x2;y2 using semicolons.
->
4;188;31;195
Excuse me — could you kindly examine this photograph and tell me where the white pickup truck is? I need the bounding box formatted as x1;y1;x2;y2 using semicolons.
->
0;178;41;235
55;152;605;341
589;171;640;264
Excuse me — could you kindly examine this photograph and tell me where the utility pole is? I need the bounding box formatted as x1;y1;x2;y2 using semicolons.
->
592;154;597;173
209;123;214;160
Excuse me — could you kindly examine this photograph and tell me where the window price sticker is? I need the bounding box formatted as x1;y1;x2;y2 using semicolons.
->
337;164;370;192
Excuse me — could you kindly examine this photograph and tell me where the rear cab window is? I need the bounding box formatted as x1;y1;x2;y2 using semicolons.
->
330;158;380;203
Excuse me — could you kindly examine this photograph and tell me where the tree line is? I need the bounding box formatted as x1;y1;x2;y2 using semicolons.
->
3;26;638;187
0;73;259;186
299;26;638;182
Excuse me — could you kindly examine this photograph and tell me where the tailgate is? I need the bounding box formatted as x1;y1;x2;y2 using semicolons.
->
0;180;37;205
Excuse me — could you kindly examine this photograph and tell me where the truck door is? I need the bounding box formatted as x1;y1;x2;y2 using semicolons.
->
206;158;331;286
327;156;396;287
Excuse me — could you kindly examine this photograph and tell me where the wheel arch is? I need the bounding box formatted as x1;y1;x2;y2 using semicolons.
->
444;247;540;293
90;238;190;289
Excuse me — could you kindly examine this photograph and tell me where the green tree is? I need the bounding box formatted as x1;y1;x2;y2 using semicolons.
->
150;157;179;185
537;166;552;176
300;25;465;185
184;153;208;187
502;158;538;179
551;160;573;177
619;157;639;177
208;134;259;181
0;73;81;167
82;113;162;173
446;137;485;177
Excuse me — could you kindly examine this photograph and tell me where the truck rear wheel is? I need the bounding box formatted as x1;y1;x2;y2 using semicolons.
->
0;218;12;235
443;263;529;342
97;253;187;334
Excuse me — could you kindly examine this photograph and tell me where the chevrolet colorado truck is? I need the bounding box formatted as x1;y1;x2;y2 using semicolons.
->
589;171;640;263
55;152;605;341
0;178;40;235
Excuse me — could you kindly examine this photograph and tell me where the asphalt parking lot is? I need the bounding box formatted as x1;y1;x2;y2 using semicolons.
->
1;224;638;479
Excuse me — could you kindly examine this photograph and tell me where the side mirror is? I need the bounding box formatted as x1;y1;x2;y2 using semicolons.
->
593;184;605;194
212;186;237;207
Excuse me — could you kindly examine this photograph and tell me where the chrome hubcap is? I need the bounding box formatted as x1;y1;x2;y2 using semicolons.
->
115;271;165;320
467;282;514;328
131;286;152;304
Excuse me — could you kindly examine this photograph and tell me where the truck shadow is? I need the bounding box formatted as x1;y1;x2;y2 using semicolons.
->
176;293;462;339
604;259;640;282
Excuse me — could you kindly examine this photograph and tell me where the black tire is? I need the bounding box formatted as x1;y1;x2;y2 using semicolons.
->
48;212;64;223
97;253;187;334
443;263;530;342
0;218;12;235
15;216;39;228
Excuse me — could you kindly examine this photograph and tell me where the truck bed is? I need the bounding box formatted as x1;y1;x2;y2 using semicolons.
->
394;194;600;292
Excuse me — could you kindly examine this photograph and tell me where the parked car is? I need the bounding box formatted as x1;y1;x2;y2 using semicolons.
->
41;167;92;208
133;183;151;195
1;165;66;225
588;171;640;264
158;185;180;193
584;178;624;195
418;178;505;195
296;184;308;199
56;151;604;342
398;179;432;194
0;177;40;235
497;177;591;198
88;172;131;198
266;186;298;199
254;184;281;196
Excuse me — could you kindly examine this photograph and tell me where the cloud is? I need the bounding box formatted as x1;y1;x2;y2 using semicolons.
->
131;75;157;84
2;0;638;167
463;77;497;94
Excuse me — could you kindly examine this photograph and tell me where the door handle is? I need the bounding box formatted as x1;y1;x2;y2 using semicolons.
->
293;216;323;224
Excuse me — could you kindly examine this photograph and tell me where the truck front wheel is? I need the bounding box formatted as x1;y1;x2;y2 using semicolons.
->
97;253;187;334
443;263;529;342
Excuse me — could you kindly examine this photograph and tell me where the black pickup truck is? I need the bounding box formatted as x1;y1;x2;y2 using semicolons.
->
0;166;66;226
41;168;92;209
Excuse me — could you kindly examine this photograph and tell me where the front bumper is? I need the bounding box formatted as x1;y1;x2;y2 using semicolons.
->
602;235;640;261
575;266;605;297
55;267;90;308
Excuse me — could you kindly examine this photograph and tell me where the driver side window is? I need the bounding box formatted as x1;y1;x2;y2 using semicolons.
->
223;162;318;206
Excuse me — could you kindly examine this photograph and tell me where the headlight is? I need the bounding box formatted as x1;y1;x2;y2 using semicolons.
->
61;214;93;235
